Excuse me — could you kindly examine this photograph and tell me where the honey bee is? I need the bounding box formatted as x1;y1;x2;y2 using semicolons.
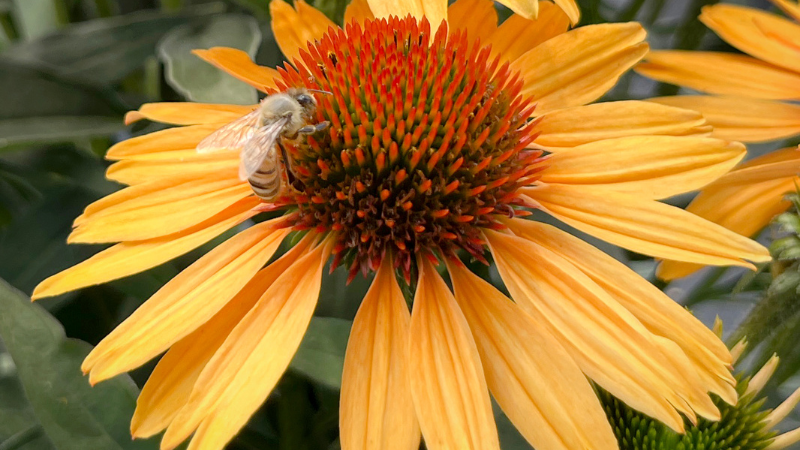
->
196;88;330;201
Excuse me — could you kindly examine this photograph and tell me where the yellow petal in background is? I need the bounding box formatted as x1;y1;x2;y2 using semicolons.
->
512;23;647;115
344;0;375;24
192;47;279;92
32;197;259;300
532;100;710;150
485;1;570;64
447;261;618;450
650;96;800;143
408;257;500;450
105;152;239;186
340;257;420;450
486;230;722;429
106;124;218;160
700;4;800;74
494;0;538;20
367;0;446;28
507;219;737;403
523;183;771;268
82;222;288;384
161;239;330;450
270;0;337;62
69;176;251;243
124;103;254;126
447;0;497;44
552;0;579;24
771;0;800;21
637;52;800;100
538;136;745;199
131;239;313;438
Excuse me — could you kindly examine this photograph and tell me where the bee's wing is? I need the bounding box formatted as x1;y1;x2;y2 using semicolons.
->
197;109;261;154
239;117;291;181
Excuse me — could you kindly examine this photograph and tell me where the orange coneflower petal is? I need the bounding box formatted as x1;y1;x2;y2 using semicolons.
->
512;23;647;115
552;0;579;24
270;0;337;62
32;197;259;300
131;239;313;438
771;0;800;22
507;219;737;403
447;0;497;44
105;124;218;160
532;100;710;151
637;52;800;100
82;222;289;384
658;176;798;280
70;175;252;243
192;47;279;92
340;257;420;450
485;1;570;64
124;103;254;126
366;0;447;27
523;183;771;268
700;4;800;74
538;136;745;199
649;96;800;143
706;148;800;187
485;230;721;430
446;261;618;450
344;0;375;25
106;151;240;186
161;239;331;450
408;257;500;450
494;0;538;20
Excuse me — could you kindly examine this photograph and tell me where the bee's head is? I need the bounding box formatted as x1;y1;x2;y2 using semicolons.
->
286;88;317;113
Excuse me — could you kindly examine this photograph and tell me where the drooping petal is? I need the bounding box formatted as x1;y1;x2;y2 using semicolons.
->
82;222;289;384
485;1;570;64
707;147;800;187
344;0;375;24
192;47;279;92
700;4;800;74
637;52;800;100
340;257;420;450
447;0;497;44
130;238;313;438
161;238;331;450
124;103;254;126
70;174;252;243
552;0;579;24
522;183;771;268
270;0;337;62
512;23;648;115
771;0;800;21
32;197;259;300
532;100;710;151
494;0;538;20
649;96;800;143
506;219;737;403
105;152;240;186
485;230;721;431
105;124;218;160
537;136;745;199
367;0;447;28
446;261;618;450
408;257;500;450
658;176;798;280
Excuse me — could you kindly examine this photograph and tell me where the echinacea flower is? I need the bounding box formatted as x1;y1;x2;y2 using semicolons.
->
34;1;772;449
602;322;800;450
637;1;800;144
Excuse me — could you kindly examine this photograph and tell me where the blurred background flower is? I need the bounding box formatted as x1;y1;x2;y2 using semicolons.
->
0;0;799;450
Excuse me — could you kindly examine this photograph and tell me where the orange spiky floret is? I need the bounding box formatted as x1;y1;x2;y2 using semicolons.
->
275;16;542;280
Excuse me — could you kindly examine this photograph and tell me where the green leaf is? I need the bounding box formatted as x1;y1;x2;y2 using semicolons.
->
158;14;261;105
3;3;226;84
289;317;351;389
0;59;126;148
0;346;55;449
0;279;158;450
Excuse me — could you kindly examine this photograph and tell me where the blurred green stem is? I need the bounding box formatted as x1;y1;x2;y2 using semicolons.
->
619;0;646;22
92;0;116;17
683;266;726;308
160;0;183;12
0;11;17;41
52;0;70;25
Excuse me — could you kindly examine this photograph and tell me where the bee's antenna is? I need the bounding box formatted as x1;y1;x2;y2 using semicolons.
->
307;88;333;95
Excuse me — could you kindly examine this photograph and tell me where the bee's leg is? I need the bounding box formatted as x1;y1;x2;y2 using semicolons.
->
277;141;300;188
297;121;331;135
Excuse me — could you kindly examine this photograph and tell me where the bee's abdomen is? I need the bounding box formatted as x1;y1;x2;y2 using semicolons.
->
248;162;281;201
